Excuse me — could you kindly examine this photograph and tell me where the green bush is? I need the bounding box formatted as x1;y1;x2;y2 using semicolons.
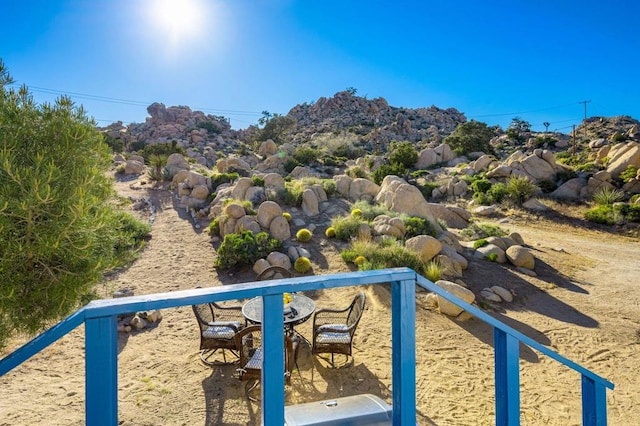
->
424;260;444;282
284;158;302;173
592;187;624;206
485;253;498;262
620;165;638;183
389;141;418;168
351;200;394;220
346;166;368;179
343;239;424;272
293;147;320;164
460;223;508;241
250;175;265;187
473;239;489;249
470;178;492;195
215;231;283;270
139;141;184;163
208;217;221;237
280;181;305;206
196;121;221;134
584;205;616;225
487;183;508;204
403;216;437;238
331;215;363;241
211;172;239;190
505;176;539;205
443;120;496;155
372;163;407;185
415;181;439;199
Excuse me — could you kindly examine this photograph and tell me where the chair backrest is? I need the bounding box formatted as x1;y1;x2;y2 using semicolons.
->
192;303;214;329
256;265;294;281
234;325;262;372
346;292;366;331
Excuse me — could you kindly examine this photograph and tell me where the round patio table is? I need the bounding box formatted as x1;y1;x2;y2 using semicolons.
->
242;294;316;328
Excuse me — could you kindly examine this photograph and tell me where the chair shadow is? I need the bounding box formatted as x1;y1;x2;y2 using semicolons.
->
202;364;255;426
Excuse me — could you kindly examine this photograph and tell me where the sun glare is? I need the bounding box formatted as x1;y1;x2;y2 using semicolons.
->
150;0;207;45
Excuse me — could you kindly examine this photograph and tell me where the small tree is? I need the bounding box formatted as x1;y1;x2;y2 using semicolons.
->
389;141;418;169
506;117;532;143
254;113;296;145
443;120;496;155
0;61;148;349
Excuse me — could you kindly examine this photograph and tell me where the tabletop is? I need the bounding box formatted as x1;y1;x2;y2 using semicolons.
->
242;294;316;327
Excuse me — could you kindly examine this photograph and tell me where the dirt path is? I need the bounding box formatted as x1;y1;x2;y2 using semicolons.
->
1;179;639;425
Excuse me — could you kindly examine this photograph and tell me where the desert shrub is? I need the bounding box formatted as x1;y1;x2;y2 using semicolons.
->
211;172;239;190
389;141;418;168
333;143;365;160
296;228;312;242
485;253;499;262
280;181;305;206
592;187;624;206
630;194;640;204
340;249;358;263
437;219;448;231
470;178;492;195
534;135;558;148
323;156;344;167
139;141;184;163
215;231;283;270
283;158;301;173
424;260;444;282
473;239;489;249
584;205;616;225
325;227;336;238
294;257;311;273
372;163;407;185
293;146;320;165
103;133;124;153
415;181;439;199
331;215;363;241
351;200;394;220
208;217;221;237
350;239;424;271
403;216;437;238
620;165;638;183
110;211;152;266
250;175;265;187
505;176;539;205
556;169;578;183
147;154;168;181
346;166;368;179
282;212;292;222
622;204;640;222
460;223;508;240
196;121;221;134
537;179;557;193
320;179;337;196
487;183;508;204
575;161;598;173
611;133;627;142
443;120;496;155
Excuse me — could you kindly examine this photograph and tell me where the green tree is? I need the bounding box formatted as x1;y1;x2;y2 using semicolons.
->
0;61;147;349
506;117;531;143
389;141;418;168
254;113;296;145
443;120;496;155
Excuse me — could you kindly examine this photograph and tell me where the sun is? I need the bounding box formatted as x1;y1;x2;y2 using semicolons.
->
150;0;206;45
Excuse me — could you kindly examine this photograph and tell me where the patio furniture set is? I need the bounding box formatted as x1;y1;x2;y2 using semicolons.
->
191;284;366;399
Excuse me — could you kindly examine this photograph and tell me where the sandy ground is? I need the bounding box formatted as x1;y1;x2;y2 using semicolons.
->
1;177;639;425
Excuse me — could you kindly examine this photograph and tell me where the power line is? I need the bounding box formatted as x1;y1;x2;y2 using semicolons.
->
473;102;577;118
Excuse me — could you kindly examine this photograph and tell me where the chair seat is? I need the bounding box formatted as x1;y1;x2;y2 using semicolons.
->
316;324;351;344
203;321;242;339
245;348;263;370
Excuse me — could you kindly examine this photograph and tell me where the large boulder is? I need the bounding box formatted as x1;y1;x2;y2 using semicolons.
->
372;215;406;239
551;177;587;200
258;139;278;156
606;142;640;178
263;173;285;190
269;215;291;241
505;245;535;270
349;178;380;202
416;148;438;169
474;244;506;263
434;280;476;317
301;188;320;216
257;201;283;229
124;158;144;175
266;251;292;270
166;153;190;175
405;235;442;262
334;175;353;197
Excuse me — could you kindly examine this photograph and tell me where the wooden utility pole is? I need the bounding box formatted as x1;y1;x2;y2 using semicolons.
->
572;124;576;155
579;100;591;139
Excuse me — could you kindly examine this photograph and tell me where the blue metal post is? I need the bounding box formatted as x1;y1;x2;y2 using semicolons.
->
261;294;285;425
85;315;118;426
494;329;520;426
582;375;608;426
392;279;416;425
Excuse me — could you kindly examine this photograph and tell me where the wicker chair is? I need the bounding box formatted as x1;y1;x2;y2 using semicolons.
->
256;265;294;281
234;325;299;401
192;302;246;365
311;291;366;367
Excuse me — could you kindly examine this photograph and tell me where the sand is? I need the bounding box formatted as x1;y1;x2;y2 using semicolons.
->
1;177;639;425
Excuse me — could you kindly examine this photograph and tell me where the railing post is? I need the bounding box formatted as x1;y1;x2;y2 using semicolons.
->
582;375;608;426
392;278;416;425
261;294;285;425
494;329;520;426
85;315;118;426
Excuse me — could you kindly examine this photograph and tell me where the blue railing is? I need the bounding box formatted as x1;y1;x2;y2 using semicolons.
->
0;268;614;425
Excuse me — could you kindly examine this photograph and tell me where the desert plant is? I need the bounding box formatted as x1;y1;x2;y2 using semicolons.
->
345;238;424;271
443;120;496;155
460;223;508;241
351;201;394;220
389;141;418;168
147;154;167;181
250;175;265;187
371;163;407;185
584;205;617;225
473;239;489;249
294;256;311;273
351;208;363;218
215;231;283;270
593;187;624;206
619;165;638;183
424;260;444;282
208;217;221;237
211;172;239;190
280;180;305;206
403;216;437;238
485;253;499;262
331;215;363;241
353;255;367;267
346;166;368;179
296;228;312;242
282;212;292;222
325;227;336;238
293;146;320;165
505;176;539;205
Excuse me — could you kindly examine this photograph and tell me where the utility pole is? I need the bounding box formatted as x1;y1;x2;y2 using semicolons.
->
579;100;591;139
572;124;576;155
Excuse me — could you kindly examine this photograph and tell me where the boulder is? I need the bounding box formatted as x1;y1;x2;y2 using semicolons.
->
405;235;442;262
124;158;144;175
269;215;291;241
434;280;476;317
435;254;463;278
263;173;285;190
486;164;513;178
375;176;443;231
334;175;353;197
259;139;278;156
522;198;549;211
506;245;535;270
519;154;556;181
349;178;380;202
225;203;246;219
266;252;292;270
234;216;261;234
440;244;468;269
434;144;456;163
166;153;190;175
301;188;320;216
480;289;502;302
257;201;283;228
253;258;271;275
190;184;210;200
372;215;406;239
231;177;254;200
606;142;640;178
551;177;587;200
491;286;513;302
474;244;506;263
416;148;438;169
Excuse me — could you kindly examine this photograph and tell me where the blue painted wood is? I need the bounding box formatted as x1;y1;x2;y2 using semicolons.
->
85;315;118;426
582;375;608;426
415;275;614;391
0;309;85;376
82;269;417;319
261;294;285;425
392;279;416;425
495;329;520;426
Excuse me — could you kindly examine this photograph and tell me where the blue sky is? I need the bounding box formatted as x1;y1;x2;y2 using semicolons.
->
2;0;639;132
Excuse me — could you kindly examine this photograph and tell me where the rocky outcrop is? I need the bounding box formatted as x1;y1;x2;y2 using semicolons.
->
605;142;640;178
